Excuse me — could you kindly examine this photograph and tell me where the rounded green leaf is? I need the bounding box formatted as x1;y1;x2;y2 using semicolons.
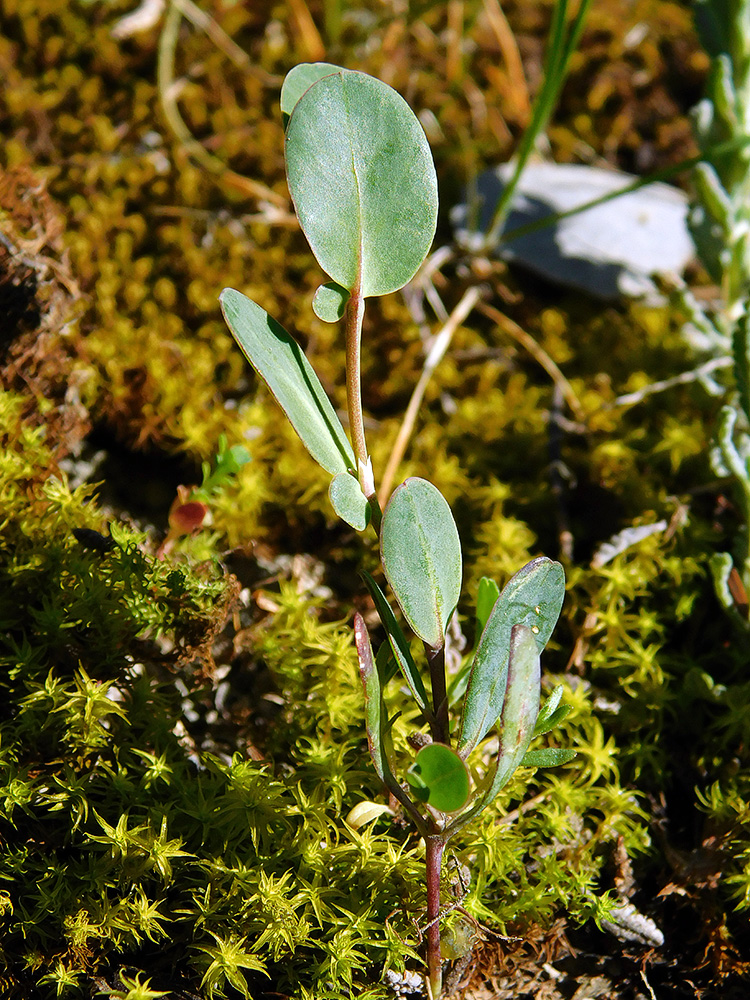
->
313;281;350;322
285;68;438;297
406;743;470;813
381;478;462;649
329;471;370;531
280;62;340;128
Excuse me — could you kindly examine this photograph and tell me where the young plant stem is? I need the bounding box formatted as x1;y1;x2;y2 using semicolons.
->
426;642;449;745
345;287;367;473
345;286;382;531
425;833;446;998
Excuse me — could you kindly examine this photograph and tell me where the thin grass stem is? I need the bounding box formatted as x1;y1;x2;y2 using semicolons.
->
379;286;483;506
483;0;592;249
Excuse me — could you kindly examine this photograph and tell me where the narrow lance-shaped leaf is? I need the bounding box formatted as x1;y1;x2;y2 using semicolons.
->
354;613;428;835
220;289;354;476
533;684;571;737
475;577;500;639
447;576;502;708
353;612;398;788
375;636;398;687
535;683;564;725
361;569;432;719
380;478;462;650
523;686;576;769
285;68;438;296
458;557;564;757
483;623;541;802
522;747;577;767
447;624;540;835
444;578;500;710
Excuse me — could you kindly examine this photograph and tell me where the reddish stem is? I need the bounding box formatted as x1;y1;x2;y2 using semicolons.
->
426;642;449;745
425;833;445;998
345;287;367;477
345;287;382;532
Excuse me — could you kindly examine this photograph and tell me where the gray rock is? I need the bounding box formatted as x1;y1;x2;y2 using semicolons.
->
452;162;695;300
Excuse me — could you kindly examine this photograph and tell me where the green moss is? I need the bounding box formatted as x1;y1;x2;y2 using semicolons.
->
0;381;654;996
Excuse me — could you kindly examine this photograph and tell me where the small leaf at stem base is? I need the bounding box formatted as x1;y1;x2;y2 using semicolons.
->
313;281;350;322
406;743;470;813
329;472;370;530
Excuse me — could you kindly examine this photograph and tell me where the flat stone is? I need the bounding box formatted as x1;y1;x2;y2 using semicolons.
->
452;162;695;300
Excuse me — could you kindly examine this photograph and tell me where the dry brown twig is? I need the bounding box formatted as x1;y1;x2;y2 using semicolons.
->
154;0;287;206
379;283;484;506
477;300;585;421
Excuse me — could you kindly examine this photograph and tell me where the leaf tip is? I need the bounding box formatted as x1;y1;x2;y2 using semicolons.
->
353;612;374;675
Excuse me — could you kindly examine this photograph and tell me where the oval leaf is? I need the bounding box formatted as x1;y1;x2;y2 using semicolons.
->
406;743;470;813
329;472;370;531
285;68;438;297
313;281;350;322
280;62;340;128
458;557;565;756
381;478;462;649
220;288;354;475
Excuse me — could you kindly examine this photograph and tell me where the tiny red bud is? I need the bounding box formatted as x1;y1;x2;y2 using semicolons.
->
169;500;208;535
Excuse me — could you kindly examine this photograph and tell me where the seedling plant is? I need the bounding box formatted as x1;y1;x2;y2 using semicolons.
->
221;63;575;998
